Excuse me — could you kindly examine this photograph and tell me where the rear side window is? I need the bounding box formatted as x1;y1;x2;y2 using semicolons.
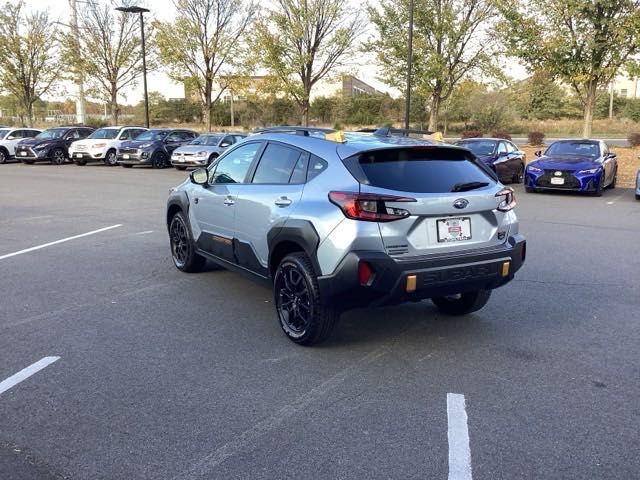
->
345;147;496;193
252;143;301;184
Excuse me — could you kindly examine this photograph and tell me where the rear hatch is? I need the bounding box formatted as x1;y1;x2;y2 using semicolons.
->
341;145;511;257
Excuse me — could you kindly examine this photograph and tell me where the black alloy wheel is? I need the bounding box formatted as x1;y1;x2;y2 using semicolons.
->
274;253;338;345
207;153;218;166
0;149;7;164
51;148;66;165
169;212;205;272
152;152;167;169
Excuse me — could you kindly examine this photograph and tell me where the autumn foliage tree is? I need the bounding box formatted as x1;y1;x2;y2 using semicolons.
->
499;0;640;138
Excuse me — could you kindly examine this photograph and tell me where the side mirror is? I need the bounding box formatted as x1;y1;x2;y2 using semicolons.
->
534;150;542;157
220;142;231;148
190;168;208;185
606;153;616;160
7;135;15;140
498;151;509;157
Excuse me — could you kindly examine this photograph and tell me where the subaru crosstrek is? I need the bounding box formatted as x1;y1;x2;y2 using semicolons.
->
166;127;526;345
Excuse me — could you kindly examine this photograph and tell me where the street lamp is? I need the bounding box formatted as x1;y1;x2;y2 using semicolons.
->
404;0;414;129
115;5;150;128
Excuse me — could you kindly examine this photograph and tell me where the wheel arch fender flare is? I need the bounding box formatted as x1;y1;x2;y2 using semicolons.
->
166;191;190;232
267;220;321;278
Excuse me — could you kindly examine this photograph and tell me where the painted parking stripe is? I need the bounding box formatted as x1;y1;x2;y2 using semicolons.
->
0;357;60;396
447;393;473;480
0;224;122;261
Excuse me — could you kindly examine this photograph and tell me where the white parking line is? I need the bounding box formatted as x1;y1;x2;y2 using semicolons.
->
0;224;122;261
447;393;473;480
0;357;60;396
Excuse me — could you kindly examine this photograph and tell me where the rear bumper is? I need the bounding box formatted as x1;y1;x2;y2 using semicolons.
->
317;235;526;311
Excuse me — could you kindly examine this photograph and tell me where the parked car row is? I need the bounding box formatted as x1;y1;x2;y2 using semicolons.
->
0;125;247;170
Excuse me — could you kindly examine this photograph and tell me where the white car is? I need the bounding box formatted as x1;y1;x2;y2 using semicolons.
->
0;127;42;164
69;126;147;166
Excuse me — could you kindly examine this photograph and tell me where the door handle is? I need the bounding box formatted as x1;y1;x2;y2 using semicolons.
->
223;196;235;206
274;197;292;207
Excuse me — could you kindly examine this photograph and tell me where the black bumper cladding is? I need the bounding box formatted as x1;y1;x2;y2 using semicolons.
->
317;234;526;311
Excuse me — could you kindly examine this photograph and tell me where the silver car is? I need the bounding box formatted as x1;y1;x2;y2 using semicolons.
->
171;132;247;170
166;127;526;345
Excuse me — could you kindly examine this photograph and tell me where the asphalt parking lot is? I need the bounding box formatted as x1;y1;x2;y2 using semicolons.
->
1;163;639;480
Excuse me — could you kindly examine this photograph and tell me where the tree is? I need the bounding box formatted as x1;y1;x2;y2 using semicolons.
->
367;0;501;131
155;0;257;131
254;0;366;126
64;0;147;126
0;1;60;126
499;0;640;138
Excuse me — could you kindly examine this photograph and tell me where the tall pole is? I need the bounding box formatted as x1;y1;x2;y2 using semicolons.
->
230;91;235;128
70;0;86;124
140;11;150;128
404;0;414;129
608;81;614;120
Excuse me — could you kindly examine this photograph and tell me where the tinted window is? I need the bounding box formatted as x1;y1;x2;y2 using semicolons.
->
350;148;495;193
234;135;246;143
27;130;40;137
211;142;261;184
66;129;81;139
221;135;234;146
456;140;496;156
252;143;301;184
546;141;600;158
166;132;182;142
10;130;24;139
307;155;327;181
0;129;10;139
88;128;119;139
290;153;309;184
135;130;167;141
79;129;93;138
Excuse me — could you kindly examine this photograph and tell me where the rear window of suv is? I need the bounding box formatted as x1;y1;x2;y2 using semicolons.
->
344;147;496;193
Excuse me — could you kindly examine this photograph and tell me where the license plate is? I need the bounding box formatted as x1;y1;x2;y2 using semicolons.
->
123;154;130;159
550;177;565;185
19;151;27;156
74;153;83;158
437;217;472;243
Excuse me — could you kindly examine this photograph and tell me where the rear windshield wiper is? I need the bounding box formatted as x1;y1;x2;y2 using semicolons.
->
451;181;490;192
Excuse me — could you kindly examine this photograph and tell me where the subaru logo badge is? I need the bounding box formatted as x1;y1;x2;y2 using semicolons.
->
453;198;469;209
554;171;562;176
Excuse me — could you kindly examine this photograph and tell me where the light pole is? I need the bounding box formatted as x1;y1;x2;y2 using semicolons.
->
115;5;150;128
404;0;414;129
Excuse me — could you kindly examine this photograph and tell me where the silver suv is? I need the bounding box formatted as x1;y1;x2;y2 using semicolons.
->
166;127;526;345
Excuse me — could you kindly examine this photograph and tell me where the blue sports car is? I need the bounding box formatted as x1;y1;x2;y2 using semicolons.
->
454;138;526;184
525;139;618;196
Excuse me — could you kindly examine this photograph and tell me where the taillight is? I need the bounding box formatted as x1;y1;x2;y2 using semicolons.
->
328;191;416;222
495;187;516;212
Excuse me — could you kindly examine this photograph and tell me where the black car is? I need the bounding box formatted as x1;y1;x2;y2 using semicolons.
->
15;126;95;165
117;129;199;168
454;138;526;184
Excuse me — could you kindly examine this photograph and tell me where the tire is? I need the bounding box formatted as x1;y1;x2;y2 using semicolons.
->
75;159;87;166
104;149;118;166
592;174;604;197
152;152;167;169
431;289;492;315
512;164;525;184
121;163;133;168
207;153;219;166
51;148;66;165
274;253;338;346
169;212;206;273
0;148;8;164
175;166;187;171
608;168;617;189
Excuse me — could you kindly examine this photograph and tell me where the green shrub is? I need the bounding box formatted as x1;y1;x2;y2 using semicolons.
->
461;129;483;139
627;132;640;147
492;130;512;140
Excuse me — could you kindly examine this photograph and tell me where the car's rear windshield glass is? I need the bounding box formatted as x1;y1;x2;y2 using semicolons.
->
456;140;497;156
88;128;119;139
346;147;495;193
546;142;600;157
36;128;67;140
135;130;168;141
0;129;9;139
190;135;222;146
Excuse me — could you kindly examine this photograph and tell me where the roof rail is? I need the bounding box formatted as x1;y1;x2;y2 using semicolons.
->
373;127;434;137
253;126;336;136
